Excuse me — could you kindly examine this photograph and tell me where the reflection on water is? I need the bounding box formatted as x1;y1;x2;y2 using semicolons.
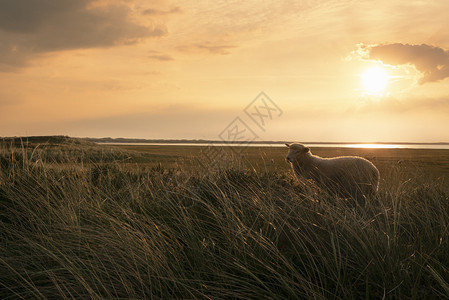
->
344;144;400;149
101;142;449;150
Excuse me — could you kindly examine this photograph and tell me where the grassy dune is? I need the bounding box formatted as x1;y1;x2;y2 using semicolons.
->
1;138;449;299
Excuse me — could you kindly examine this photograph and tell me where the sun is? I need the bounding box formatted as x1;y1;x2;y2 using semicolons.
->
361;67;389;94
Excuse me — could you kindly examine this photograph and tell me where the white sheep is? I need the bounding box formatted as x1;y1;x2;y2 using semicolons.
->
285;143;380;198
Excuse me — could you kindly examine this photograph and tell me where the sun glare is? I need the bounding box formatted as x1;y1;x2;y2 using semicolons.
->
361;67;389;94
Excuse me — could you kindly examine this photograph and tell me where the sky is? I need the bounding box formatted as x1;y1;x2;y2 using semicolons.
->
1;0;449;142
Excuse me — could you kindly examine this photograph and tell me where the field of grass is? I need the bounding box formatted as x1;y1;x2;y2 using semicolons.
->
1;137;449;299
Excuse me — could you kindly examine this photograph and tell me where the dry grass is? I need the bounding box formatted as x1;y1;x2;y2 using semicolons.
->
1;138;448;299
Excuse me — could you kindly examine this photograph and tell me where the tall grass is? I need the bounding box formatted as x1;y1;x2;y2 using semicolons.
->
1;142;449;299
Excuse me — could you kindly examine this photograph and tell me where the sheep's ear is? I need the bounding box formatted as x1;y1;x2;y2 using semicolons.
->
304;147;310;153
285;143;290;148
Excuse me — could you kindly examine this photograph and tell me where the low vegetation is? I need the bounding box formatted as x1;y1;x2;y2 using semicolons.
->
1;137;448;299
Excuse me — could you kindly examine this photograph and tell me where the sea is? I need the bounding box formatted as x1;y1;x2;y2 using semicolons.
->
100;142;449;150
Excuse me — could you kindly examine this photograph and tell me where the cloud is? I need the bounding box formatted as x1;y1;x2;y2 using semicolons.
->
178;42;237;55
0;0;167;70
148;54;174;61
196;43;236;55
364;43;449;84
0;95;19;107
142;7;182;16
147;50;174;61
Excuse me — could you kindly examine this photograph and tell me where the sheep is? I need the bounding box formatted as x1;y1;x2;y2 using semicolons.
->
285;143;380;199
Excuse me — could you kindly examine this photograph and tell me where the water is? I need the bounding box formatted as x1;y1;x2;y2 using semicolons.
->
100;142;449;150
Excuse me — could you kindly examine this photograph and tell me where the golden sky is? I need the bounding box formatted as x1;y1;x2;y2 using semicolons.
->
1;0;449;142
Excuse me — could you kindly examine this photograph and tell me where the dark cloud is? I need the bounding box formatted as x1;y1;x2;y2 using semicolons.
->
0;0;84;34
142;7;182;16
366;43;449;84
0;0;166;70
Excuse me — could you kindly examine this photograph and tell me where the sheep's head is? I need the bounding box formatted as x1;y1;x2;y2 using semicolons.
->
285;143;310;164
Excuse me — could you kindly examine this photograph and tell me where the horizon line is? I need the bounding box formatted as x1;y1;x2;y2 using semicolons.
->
2;135;449;145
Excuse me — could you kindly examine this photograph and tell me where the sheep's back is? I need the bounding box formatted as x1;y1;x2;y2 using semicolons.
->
316;156;379;196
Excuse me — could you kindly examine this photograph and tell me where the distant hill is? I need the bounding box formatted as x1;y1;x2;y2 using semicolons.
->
0;136;89;146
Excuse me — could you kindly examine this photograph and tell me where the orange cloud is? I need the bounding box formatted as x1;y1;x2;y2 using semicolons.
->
177;42;237;55
148;54;175;61
365;43;449;84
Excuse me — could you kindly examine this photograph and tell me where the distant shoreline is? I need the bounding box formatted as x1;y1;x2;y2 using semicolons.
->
1;135;448;146
83;137;449;146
